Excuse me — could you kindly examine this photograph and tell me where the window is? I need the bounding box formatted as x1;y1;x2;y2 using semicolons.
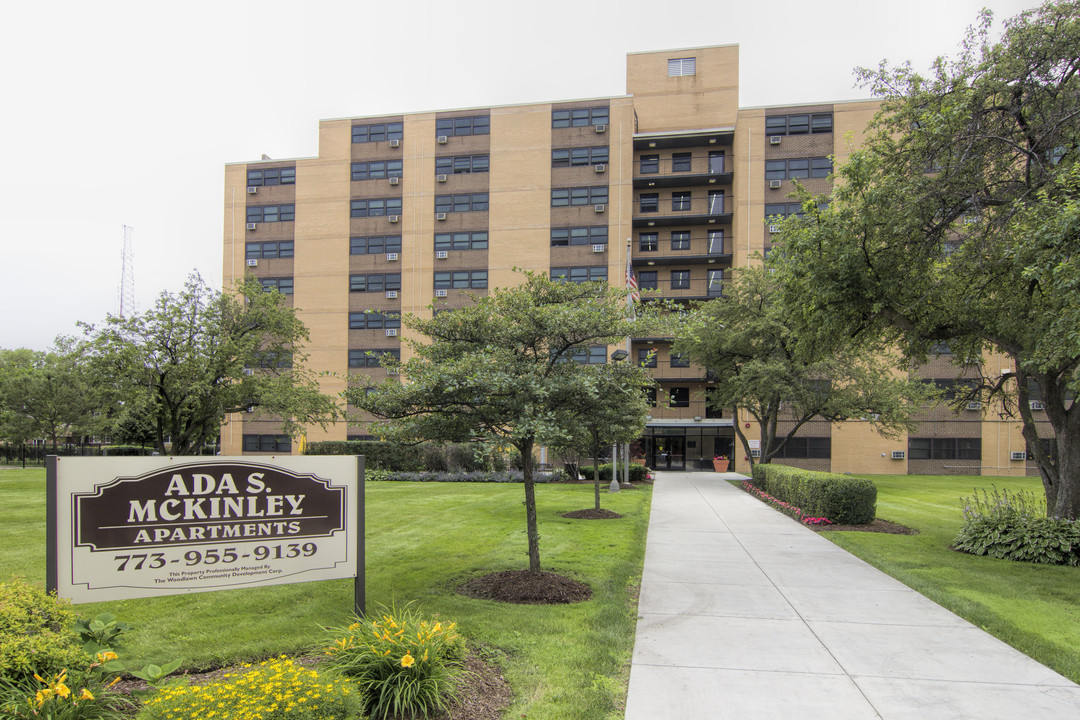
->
669;387;690;407
435;155;489;174
552;107;609;128
349;273;401;293
927;378;978;402
639;155;659;174
670;352;690;368
810;157;833;178
908;438;981;460
708;191;724;214
568;346;607;364
435;193;488;213
638;349;657;368
930;341;953;356
435;116;490;137
435;232;489;251
350;236;402;255
551;227;607;247
645;388;658;407
707;270;724;297
247;204;295;223
774;437;832;458
552;147;609;168
247;167;295;186
243;434;291;452
638;271;658;290
667;57;696;76
246;241;294;260
349;312;400;330
348;348;400;368
707;230;725;255
766;157;831;180
259;277;293;294
639;233;658;252
671;153;692;172
764;203;805;220
765;113;833;136
551;187;608;207
639;193;659;213
352;122;404;143
671;232;691;250
433;271;488;289
249;350;292;369
672;192;692;211
671;270;690;289
351;160;403;181
350;198;402;217
550;266;608;283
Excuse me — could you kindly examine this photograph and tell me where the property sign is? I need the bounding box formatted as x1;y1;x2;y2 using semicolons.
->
47;456;362;606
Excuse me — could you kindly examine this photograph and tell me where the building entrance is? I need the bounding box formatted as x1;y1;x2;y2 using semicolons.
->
653;436;685;471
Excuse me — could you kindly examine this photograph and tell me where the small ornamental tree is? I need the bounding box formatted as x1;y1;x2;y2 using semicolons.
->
346;272;641;573
0;342;96;450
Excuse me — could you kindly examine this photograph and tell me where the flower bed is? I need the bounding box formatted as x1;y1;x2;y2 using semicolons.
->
741;481;833;526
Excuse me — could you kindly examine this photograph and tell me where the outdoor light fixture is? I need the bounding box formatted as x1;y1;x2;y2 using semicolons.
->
610;349;628;362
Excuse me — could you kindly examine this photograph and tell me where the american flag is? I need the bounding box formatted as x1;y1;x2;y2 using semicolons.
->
626;252;640;305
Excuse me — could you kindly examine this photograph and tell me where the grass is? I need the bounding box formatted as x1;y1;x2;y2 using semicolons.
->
0;468;651;720
818;473;1080;684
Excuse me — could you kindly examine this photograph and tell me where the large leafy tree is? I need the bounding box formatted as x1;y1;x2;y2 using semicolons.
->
0;342;97;449
673;267;930;468
346;273;641;573
778;1;1080;517
82;273;341;455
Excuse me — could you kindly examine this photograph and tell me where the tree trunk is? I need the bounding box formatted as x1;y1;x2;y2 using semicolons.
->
518;437;541;573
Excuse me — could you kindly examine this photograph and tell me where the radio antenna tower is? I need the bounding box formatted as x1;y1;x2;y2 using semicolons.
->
119;225;136;317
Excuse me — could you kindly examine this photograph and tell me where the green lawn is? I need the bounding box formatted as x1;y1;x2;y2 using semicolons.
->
821;473;1080;684
0;469;651;720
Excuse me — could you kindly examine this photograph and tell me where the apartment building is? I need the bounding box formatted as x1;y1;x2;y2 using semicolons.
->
223;44;1039;476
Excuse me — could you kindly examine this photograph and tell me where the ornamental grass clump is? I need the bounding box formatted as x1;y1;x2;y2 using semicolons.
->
136;656;362;720
954;487;1080;565
323;604;466;720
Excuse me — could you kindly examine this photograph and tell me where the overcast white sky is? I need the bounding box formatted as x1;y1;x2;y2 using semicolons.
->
1;0;1042;350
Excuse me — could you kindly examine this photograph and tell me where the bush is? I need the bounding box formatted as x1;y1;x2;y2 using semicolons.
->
365;470;562;483
0;579;87;683
586;463;650;484
101;445;152;456
323;605;465;720
751;465;876;524
1;663;133;720
137;656;363;720
305;440;506;472
954;488;1080;565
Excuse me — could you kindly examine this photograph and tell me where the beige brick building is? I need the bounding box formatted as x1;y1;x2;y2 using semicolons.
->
223;44;1039;476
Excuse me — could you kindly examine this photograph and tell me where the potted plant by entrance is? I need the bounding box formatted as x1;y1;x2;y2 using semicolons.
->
712;455;729;472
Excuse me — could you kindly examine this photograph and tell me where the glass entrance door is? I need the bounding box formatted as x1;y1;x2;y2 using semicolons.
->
654;436;686;470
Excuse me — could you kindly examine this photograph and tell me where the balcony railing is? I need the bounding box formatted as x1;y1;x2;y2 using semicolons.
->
633;275;728;300
633;195;732;227
638;155;726;175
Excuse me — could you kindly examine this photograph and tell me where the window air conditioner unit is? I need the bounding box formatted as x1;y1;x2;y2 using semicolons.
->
436;174;448;183
436;212;448;221
891;450;906;460
1030;400;1045;410
769;136;782;145
386;253;399;261
242;368;254;376
385;290;397;299
386;368;399;375
246;259;258;267
389;138;400;148
594;164;607;173
750;448;761;458
594;124;607;133
385;328;397;336
388;177;400;186
769;180;782;189
436;135;448;144
246;222;257;231
965;401;982;411
247;186;258;194
435;289;448;297
388;215;400;223
1010;451;1027;461
435;250;449;259
591;244;606;253
767;224;780;233
594;204;606;213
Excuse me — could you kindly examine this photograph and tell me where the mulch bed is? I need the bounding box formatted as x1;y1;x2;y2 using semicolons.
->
811;518;919;534
457;570;592;604
562;508;623;519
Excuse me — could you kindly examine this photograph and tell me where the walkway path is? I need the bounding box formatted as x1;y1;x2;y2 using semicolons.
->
624;471;1080;719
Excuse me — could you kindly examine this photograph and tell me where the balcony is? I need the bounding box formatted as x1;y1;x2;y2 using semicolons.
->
634;156;733;189
632;274;727;301
634;194;732;228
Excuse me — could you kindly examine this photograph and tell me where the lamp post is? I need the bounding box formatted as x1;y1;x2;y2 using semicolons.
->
608;349;630;492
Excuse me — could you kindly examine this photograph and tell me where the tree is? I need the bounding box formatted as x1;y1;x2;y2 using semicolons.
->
345;273;641;573
82;273;341;455
0;343;97;450
548;360;654;511
777;1;1080;517
673;267;930;468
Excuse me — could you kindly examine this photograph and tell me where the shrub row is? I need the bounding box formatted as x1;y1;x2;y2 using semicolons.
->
304;440;515;472
750;464;876;525
574;462;651;484
954;488;1080;565
366;469;565;483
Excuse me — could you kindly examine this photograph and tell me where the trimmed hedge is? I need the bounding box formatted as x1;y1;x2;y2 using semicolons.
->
578;462;651;484
366;469;566;483
750;464;876;525
304;440;507;472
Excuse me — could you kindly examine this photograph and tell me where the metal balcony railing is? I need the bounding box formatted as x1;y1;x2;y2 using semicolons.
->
633;195;732;226
636;155;727;176
633;276;727;300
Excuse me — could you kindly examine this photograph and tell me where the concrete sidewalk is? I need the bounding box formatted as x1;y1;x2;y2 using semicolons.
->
624;472;1080;719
